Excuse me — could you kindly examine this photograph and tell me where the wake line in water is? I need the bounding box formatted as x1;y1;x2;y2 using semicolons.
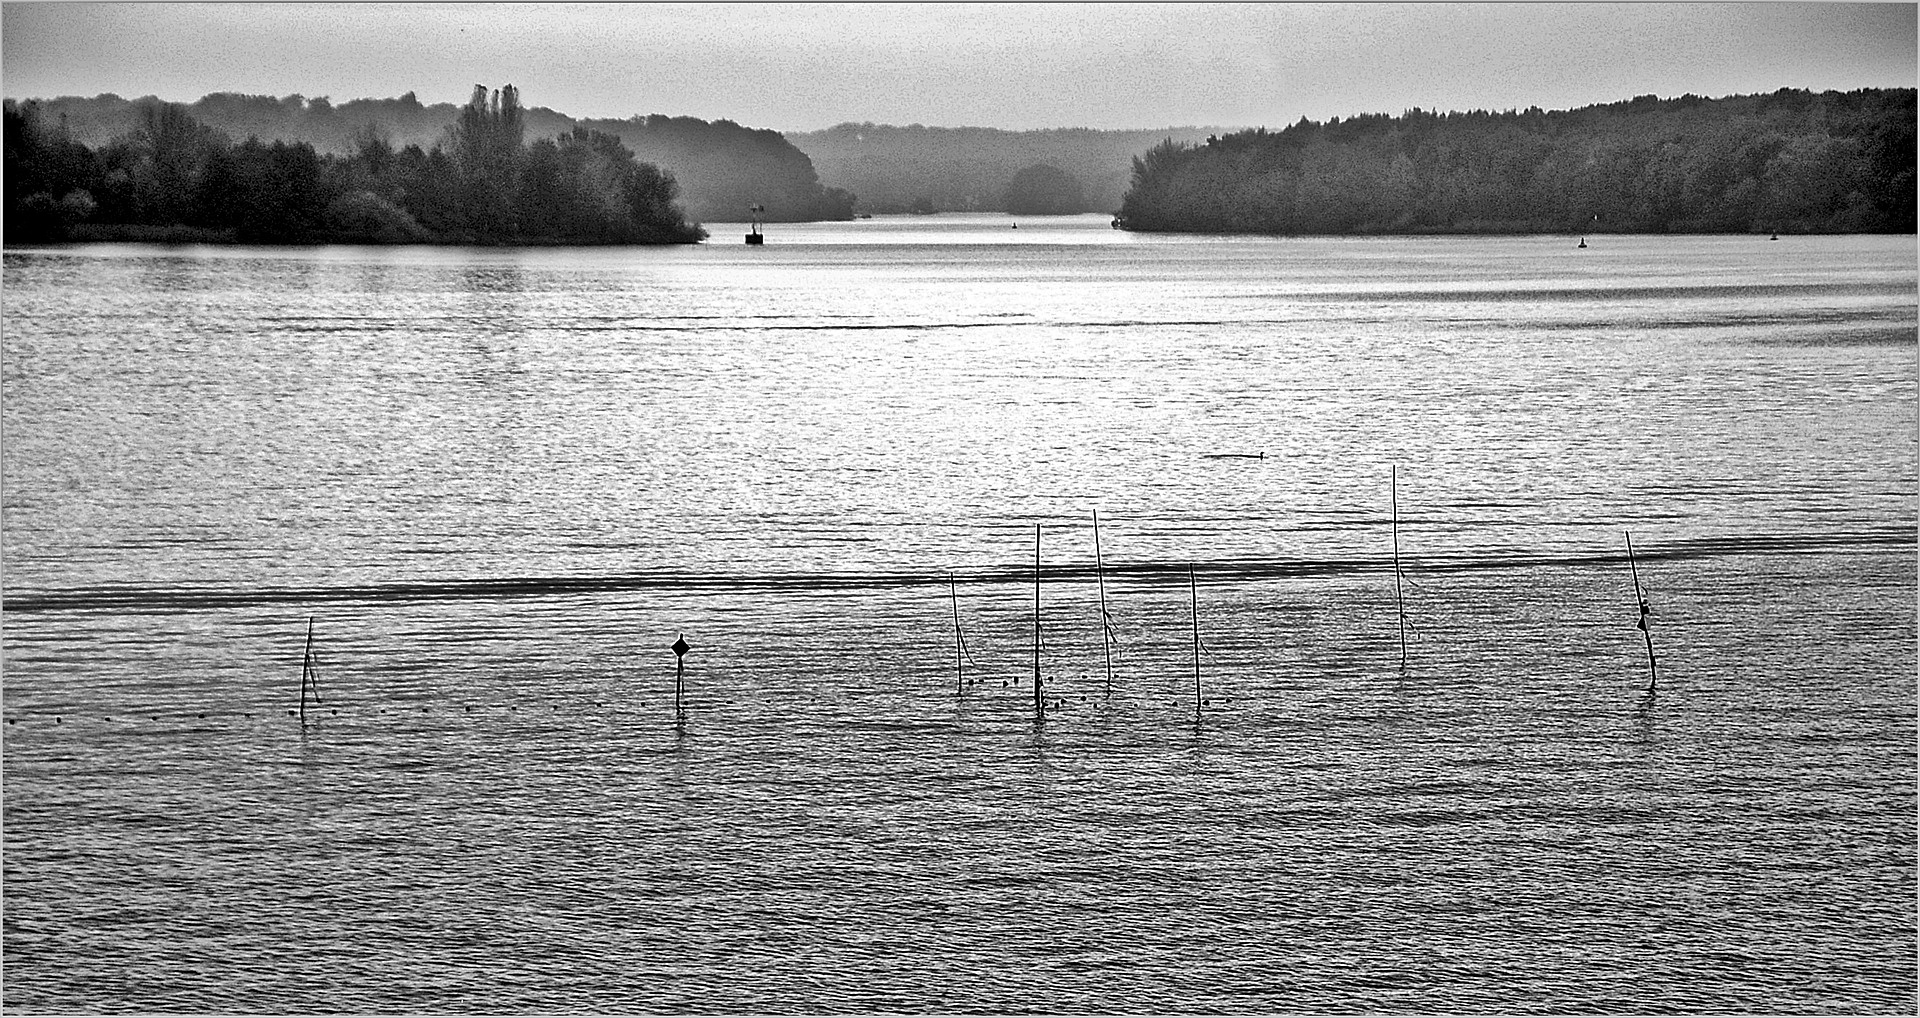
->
1246;281;1916;304
3;529;1907;616
268;316;1332;335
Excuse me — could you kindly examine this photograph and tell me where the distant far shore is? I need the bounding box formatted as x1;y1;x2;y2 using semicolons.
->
3;218;1883;251
52;223;714;247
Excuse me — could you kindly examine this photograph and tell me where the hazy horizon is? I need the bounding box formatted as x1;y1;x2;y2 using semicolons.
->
3;2;1914;133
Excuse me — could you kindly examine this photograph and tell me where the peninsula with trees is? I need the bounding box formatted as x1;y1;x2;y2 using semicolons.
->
1116;88;1915;235
4;83;861;245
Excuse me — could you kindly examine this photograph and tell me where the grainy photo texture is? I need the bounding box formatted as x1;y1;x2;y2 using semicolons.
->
3;3;1915;1012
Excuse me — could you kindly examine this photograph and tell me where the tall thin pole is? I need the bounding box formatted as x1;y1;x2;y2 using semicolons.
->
299;616;316;724
950;571;964;694
672;632;689;717
1034;523;1044;722
1190;564;1202;724
1626;532;1657;691
1392;465;1407;670
1093;510;1114;699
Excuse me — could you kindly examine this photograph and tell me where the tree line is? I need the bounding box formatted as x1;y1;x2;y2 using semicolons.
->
1118;88;1915;235
21;88;854;224
4;84;708;245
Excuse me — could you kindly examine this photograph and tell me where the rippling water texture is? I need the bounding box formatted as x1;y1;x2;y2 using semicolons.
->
4;217;1915;1011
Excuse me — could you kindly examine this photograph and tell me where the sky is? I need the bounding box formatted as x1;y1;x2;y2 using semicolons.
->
3;2;1915;131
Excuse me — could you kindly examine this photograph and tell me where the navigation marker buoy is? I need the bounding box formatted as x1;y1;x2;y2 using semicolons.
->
672;633;690;717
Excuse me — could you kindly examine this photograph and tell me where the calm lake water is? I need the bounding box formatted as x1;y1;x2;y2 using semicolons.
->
3;215;1915;1012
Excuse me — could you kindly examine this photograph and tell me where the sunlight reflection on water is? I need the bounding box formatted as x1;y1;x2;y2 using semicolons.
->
3;218;1914;1011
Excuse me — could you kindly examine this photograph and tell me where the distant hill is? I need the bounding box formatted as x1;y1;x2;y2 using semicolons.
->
20;90;852;222
1118;88;1916;235
785;123;1225;214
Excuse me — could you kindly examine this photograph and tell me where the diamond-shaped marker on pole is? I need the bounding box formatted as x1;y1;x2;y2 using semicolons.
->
671;633;690;718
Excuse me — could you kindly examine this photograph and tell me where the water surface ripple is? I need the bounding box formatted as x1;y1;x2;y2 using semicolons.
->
4;219;1914;1012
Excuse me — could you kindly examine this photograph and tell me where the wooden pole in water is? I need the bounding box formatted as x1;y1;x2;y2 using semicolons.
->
1190;564;1202;724
299;616;315;724
950;570;964;695
1392;465;1407;670
1093;509;1114;699
1033;523;1044;722
1625;532;1657;691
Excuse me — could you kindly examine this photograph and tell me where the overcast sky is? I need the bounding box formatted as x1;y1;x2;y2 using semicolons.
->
3;2;1914;131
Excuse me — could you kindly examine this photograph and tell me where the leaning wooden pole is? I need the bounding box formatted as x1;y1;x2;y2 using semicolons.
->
1093;510;1115;699
1033;523;1044;722
1626;532;1657;691
1392;464;1407;670
1190;564;1202;725
950;570;964;695
299;616;316;724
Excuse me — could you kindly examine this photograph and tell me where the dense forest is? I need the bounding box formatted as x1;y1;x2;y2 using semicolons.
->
1119;88;1916;235
4;85;706;245
17;88;853;223
786;123;1220;213
576;115;852;222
